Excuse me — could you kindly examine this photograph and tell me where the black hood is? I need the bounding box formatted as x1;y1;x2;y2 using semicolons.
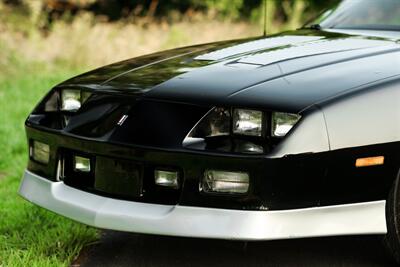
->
59;29;400;113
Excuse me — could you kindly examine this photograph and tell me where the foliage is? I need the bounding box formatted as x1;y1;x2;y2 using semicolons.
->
1;0;339;25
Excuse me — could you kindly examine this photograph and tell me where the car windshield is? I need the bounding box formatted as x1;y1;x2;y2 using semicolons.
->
311;0;400;31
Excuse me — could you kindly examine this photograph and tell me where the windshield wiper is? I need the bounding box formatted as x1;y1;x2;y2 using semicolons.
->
303;24;322;31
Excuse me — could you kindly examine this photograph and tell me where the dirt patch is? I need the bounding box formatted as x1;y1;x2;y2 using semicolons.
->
0;172;7;180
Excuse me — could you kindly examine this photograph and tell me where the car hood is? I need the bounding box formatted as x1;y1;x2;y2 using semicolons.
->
59;29;400;113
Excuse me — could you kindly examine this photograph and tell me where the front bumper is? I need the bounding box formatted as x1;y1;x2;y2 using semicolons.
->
19;170;387;240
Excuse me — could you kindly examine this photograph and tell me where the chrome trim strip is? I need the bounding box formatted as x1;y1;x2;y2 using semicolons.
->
19;170;387;240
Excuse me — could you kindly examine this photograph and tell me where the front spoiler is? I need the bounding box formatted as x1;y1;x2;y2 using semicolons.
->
19;170;387;240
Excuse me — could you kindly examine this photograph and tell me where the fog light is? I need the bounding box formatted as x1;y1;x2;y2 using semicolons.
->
203;170;249;194
74;156;91;172
31;141;50;164
155;170;179;189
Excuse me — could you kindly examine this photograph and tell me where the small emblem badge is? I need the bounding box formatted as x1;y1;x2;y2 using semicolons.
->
117;115;129;126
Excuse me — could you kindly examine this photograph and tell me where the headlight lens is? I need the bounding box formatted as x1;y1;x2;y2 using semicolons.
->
233;109;263;137
61;89;81;111
61;89;92;112
271;112;301;137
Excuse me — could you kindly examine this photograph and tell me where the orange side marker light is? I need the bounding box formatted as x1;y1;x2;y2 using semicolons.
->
355;156;385;168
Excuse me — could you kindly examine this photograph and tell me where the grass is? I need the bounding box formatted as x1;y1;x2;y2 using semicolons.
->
0;63;99;266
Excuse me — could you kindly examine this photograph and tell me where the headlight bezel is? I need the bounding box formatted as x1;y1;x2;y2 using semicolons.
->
57;88;93;127
60;89;92;113
184;106;301;155
32;87;93;114
187;107;269;140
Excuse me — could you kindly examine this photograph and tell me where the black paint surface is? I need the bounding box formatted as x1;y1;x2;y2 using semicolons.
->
54;29;400;114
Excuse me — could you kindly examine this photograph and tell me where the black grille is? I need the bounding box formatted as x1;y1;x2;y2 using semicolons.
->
94;156;143;198
61;149;181;205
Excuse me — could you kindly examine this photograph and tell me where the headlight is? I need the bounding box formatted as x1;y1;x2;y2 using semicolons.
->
184;107;301;154
184;107;265;154
188;108;264;139
271;112;301;137
233;109;263;137
61;89;91;112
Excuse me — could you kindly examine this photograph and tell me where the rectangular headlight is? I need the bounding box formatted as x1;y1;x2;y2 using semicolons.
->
31;140;50;164
233;109;263;137
61;89;92;112
61;89;81;111
271;112;301;137
203;170;249;194
155;169;179;189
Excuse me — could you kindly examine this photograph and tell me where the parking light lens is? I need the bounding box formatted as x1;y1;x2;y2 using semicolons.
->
155;170;179;189
271;112;301;137
74;156;91;172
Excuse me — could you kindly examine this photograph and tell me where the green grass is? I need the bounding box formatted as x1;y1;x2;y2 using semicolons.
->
0;63;99;266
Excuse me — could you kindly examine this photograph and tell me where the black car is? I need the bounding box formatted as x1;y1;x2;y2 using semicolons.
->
19;0;400;262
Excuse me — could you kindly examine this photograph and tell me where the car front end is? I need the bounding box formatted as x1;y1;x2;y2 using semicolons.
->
19;82;391;240
19;0;400;242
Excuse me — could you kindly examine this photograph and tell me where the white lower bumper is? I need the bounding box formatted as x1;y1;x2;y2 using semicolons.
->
19;170;387;240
